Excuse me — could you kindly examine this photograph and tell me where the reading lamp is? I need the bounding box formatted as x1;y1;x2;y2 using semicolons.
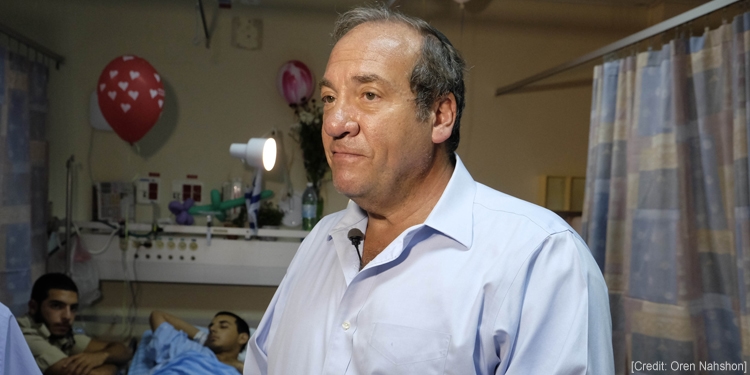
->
229;138;277;234
229;138;277;171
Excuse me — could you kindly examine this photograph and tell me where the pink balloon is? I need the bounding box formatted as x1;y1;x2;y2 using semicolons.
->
277;60;314;105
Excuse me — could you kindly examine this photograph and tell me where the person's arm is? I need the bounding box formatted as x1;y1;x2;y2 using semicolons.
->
52;338;131;375
84;364;117;375
497;231;614;375
149;310;200;339
43;361;116;375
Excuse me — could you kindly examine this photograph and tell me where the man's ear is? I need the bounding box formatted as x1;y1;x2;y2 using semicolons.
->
238;332;250;346
28;300;38;316
432;93;457;145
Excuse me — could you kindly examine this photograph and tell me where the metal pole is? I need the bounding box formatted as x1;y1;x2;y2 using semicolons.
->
495;0;741;96
65;155;74;276
0;23;65;67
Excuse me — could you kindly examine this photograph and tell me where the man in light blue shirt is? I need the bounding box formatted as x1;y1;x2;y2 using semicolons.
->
245;5;614;375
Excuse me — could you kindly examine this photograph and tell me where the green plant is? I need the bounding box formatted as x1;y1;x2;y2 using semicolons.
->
258;200;284;227
289;99;328;194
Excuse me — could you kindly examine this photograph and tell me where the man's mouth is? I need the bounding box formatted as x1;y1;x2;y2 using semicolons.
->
52;324;71;333
331;150;364;160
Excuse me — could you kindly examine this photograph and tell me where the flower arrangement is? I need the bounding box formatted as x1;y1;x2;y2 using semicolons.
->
289;98;329;194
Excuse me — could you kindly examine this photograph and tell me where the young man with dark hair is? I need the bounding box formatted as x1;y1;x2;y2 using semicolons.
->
18;273;132;375
149;310;250;373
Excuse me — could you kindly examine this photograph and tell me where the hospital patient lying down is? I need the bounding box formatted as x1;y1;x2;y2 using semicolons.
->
132;310;250;374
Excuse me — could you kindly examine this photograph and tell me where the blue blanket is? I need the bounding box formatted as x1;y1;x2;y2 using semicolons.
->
128;323;239;375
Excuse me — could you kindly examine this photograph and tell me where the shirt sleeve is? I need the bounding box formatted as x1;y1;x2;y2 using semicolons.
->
243;276;284;375
496;230;614;375
22;330;68;373
2;311;43;375
243;219;330;375
72;334;92;355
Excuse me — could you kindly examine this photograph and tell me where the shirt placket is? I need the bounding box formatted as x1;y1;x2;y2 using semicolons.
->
321;264;377;375
322;228;422;375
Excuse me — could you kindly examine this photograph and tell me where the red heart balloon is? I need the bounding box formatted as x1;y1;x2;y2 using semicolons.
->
96;55;165;144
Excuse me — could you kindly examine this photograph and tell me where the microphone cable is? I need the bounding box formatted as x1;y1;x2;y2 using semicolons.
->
348;228;364;267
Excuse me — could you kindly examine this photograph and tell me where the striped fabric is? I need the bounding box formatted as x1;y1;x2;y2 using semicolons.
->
0;48;49;315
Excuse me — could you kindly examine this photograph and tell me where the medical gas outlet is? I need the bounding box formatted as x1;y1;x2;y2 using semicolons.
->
136;174;161;204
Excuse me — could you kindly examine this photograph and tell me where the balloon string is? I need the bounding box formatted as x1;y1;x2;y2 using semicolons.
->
193;1;202;46
87;126;95;185
460;5;465;50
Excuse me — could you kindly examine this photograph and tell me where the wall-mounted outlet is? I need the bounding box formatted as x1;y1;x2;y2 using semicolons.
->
172;175;204;203
136;174;160;204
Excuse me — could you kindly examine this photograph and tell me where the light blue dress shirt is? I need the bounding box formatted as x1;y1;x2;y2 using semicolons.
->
0;303;42;375
245;156;614;375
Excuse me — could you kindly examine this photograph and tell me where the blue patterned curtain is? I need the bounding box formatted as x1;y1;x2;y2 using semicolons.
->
584;14;750;374
0;47;49;315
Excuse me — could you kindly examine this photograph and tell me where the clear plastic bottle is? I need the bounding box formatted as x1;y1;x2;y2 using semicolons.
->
302;182;318;231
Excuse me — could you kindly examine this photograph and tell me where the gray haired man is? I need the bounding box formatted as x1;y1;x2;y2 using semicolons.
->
244;5;613;375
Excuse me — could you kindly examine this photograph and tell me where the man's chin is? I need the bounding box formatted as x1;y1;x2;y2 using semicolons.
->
332;178;367;200
49;326;72;337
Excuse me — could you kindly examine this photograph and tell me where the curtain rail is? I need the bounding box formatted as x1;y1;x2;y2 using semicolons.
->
495;0;741;96
0;23;65;69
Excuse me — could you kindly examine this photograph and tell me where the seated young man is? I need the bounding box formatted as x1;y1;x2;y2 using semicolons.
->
149;310;250;373
18;273;132;375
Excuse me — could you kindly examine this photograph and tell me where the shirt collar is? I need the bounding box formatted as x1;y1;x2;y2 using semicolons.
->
18;314;52;339
423;154;475;249
329;154;475;249
18;314;76;351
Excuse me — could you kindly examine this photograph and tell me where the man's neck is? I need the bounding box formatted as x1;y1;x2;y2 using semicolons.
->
358;155;454;267
214;349;241;366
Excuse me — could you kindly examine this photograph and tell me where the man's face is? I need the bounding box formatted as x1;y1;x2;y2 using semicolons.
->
321;22;436;205
206;314;245;353
29;289;78;337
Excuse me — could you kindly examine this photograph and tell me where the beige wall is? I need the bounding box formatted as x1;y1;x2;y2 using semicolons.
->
1;0;662;326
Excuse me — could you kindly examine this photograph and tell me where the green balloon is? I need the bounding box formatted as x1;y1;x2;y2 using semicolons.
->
186;188;274;223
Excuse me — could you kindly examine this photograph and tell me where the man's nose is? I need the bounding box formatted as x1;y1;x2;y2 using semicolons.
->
61;307;72;321
324;101;359;139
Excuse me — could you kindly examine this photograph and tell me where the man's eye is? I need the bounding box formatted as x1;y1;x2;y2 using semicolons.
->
321;95;335;104
364;92;377;100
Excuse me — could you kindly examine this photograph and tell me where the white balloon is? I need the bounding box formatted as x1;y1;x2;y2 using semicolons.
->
89;90;113;131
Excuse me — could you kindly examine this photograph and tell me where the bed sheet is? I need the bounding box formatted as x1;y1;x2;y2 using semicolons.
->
127;324;225;375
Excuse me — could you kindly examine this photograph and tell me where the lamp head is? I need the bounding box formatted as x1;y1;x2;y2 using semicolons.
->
229;138;276;171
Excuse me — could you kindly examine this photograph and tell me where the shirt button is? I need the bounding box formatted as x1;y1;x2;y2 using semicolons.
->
342;321;351;330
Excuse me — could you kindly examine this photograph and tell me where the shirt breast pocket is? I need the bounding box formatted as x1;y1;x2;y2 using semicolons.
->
366;323;451;375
